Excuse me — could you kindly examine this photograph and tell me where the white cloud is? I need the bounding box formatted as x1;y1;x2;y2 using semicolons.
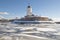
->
52;18;60;21
0;15;4;19
0;12;9;15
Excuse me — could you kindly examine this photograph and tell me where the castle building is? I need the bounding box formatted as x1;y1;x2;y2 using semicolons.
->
11;0;53;24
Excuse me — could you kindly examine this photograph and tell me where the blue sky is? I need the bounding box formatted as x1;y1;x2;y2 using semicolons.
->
0;0;60;20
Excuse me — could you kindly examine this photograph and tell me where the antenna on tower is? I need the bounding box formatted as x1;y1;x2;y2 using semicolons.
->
28;0;30;6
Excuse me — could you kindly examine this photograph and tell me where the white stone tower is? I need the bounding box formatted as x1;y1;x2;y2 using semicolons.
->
27;0;32;16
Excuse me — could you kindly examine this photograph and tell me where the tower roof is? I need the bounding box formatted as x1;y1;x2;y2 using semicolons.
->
27;0;31;8
28;6;31;8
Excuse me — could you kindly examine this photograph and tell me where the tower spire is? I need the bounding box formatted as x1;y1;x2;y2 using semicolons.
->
28;0;30;6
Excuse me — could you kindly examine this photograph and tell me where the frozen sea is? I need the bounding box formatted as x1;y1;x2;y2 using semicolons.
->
0;22;60;40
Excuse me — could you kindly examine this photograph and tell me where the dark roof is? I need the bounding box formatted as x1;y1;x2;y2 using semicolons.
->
28;6;31;8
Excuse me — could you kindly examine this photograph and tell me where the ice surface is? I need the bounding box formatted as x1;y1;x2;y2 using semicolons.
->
0;22;60;40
